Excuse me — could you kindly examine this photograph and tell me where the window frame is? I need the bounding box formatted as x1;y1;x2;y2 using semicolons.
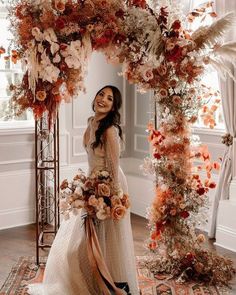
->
0;3;34;133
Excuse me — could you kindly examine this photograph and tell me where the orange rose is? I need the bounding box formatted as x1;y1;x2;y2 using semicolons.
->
121;194;130;209
98;183;110;197
111;205;126;220
55;0;65;12
197;234;206;243
36;90;47;101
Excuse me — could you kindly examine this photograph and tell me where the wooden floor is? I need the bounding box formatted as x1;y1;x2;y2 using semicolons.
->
0;214;236;293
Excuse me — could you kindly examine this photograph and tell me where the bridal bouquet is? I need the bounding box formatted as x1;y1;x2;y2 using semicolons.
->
60;169;130;221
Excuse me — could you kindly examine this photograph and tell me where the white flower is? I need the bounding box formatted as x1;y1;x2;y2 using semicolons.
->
74;186;83;196
101;171;110;177
96;208;110;220
43;28;57;43
32;27;43;42
39;50;60;83
38;43;44;53
53;53;61;63
65;56;81;69
50;42;60;55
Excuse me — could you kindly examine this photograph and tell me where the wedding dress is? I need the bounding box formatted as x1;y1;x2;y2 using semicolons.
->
28;117;139;295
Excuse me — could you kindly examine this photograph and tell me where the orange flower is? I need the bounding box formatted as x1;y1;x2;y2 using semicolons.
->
0;46;5;55
213;162;220;170
36;90;47;101
54;0;66;12
98;183;110;197
111;205;126;220
60;179;68;190
121;194;131;209
148;241;157;250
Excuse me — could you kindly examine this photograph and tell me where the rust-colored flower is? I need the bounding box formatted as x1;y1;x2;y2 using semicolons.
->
60;179;68;190
36;90;47;101
197;234;206;243
0;46;6;55
180;210;189;219
111;205;126;220
121;194;130;209
98;183;110;197
54;0;66;12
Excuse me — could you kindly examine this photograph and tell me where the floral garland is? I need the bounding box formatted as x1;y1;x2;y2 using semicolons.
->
6;0;236;286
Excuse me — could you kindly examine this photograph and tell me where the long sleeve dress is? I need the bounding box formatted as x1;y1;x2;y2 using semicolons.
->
28;117;139;295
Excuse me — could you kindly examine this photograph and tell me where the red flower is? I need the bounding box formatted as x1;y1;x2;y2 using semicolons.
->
196;187;205;195
128;0;146;9
94;36;110;48
166;45;182;62
185;252;195;262
55;17;66;30
104;29;114;38
180;211;189;219
209;182;216;189
154;152;161;159
171;20;181;30
115;9;125;19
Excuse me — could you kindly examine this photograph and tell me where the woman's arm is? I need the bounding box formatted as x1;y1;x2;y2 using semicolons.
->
105;126;120;192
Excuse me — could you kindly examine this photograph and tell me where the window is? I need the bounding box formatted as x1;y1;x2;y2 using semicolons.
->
0;2;34;128
189;0;225;131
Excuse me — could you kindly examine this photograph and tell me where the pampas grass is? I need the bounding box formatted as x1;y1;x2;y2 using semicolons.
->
192;12;236;49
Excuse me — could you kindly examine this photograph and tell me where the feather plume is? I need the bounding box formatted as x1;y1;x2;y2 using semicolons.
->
213;47;236;63
192;12;236;50
208;57;236;83
213;42;236;63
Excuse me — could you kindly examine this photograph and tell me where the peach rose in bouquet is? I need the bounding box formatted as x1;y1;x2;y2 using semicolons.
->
111;205;126;220
98;183;111;197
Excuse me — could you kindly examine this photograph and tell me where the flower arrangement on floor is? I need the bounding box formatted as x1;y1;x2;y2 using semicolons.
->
60;169;130;221
6;0;236;287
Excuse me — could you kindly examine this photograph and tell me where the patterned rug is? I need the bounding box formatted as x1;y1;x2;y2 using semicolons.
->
0;256;227;295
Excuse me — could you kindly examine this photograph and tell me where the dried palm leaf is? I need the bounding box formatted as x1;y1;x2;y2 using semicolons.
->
192;12;236;50
208;57;236;83
214;47;236;62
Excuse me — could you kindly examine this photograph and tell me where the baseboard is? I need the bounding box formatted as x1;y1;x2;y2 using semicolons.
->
0;207;35;230
215;225;236;252
215;200;236;252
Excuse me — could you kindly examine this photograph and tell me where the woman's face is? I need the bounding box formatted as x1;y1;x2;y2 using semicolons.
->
94;87;114;116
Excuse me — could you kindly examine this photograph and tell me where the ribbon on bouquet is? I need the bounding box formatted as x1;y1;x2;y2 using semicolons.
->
85;217;125;295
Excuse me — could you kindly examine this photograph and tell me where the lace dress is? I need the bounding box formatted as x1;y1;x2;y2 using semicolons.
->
28;117;139;295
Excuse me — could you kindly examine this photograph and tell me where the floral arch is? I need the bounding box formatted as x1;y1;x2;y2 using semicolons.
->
4;0;236;286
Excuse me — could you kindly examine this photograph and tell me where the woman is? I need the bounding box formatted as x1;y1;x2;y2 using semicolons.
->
28;86;139;295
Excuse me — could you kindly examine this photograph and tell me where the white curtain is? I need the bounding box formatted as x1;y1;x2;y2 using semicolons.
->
208;0;236;238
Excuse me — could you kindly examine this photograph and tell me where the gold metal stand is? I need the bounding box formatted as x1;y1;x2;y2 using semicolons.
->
35;113;60;265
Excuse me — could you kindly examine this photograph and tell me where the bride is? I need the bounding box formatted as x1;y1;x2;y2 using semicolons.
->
28;85;139;295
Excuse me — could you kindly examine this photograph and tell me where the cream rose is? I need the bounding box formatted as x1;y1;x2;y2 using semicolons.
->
88;195;99;207
111;195;122;206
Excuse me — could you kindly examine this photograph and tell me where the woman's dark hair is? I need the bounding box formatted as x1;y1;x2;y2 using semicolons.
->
91;85;123;149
